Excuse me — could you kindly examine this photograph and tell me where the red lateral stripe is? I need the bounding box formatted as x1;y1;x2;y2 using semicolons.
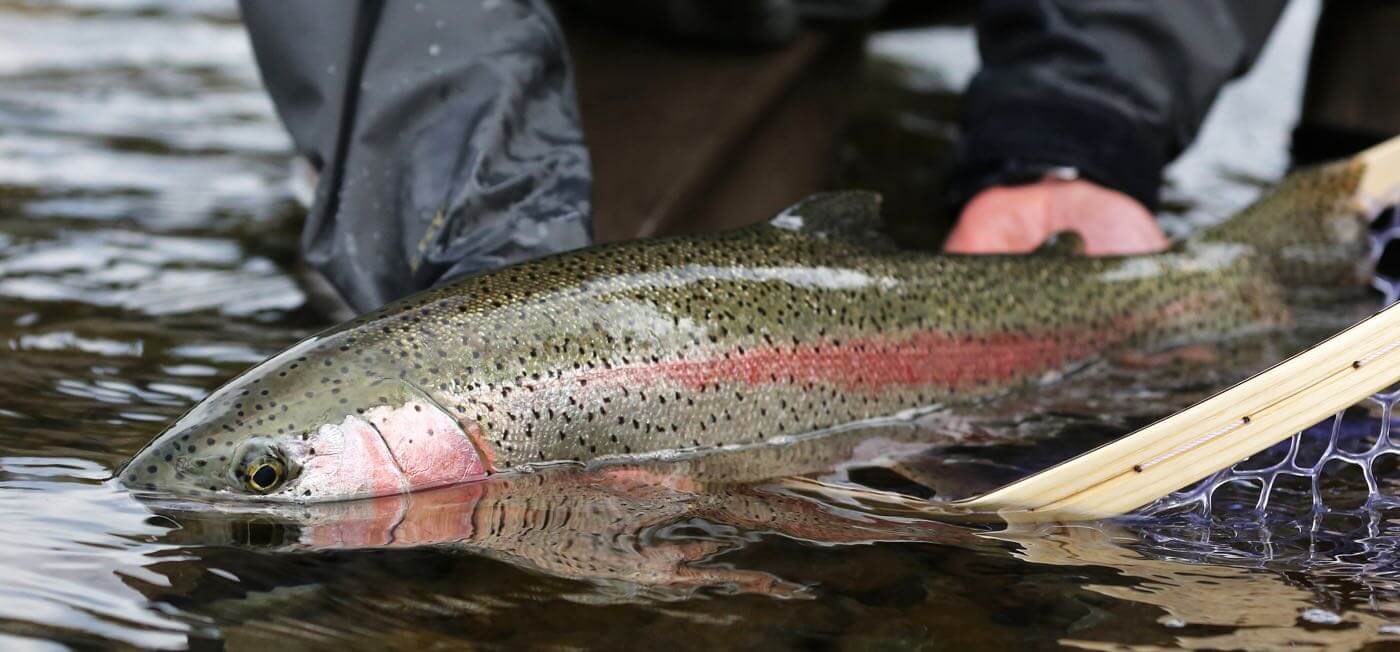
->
578;328;1110;394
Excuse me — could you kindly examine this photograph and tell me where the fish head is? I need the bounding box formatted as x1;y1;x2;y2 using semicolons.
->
119;337;491;502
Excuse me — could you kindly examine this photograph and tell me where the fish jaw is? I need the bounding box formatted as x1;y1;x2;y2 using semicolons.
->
120;373;493;503
283;399;491;502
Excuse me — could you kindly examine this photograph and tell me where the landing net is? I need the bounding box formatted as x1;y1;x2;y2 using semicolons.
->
1141;208;1400;521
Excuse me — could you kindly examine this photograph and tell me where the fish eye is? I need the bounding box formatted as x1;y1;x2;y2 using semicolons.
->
245;459;285;493
231;438;292;495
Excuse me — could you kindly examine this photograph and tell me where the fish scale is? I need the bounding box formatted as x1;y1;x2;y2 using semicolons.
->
119;161;1377;502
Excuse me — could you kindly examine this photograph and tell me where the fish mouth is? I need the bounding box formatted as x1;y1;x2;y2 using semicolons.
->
292;396;490;502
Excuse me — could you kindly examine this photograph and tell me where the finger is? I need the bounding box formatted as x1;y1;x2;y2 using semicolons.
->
943;212;1043;254
1078;220;1170;256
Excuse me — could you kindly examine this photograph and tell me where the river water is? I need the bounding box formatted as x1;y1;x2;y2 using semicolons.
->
6;0;1400;649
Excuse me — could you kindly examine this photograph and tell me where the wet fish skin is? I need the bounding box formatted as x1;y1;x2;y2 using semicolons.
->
119;161;1374;502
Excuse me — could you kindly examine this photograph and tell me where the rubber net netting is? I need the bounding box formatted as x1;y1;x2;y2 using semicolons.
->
1141;388;1400;518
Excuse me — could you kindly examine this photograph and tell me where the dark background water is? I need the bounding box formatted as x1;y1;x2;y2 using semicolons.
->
6;0;1400;649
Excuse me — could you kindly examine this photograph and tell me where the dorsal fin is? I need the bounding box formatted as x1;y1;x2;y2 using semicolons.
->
768;191;897;250
1031;230;1087;257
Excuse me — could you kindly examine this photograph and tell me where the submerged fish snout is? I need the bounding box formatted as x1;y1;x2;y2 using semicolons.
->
121;367;492;503
119;425;301;499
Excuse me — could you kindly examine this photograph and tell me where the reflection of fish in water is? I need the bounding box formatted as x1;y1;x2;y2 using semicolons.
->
120;159;1378;502
158;425;983;598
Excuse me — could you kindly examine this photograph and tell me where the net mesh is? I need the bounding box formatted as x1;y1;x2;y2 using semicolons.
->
1142;391;1400;517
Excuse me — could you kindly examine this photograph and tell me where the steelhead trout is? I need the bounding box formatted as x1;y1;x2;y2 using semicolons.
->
120;160;1379;502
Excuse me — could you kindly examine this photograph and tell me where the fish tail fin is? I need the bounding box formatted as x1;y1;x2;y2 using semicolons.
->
1194;135;1400;290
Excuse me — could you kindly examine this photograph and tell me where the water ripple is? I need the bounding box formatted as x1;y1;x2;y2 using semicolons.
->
0;458;190;649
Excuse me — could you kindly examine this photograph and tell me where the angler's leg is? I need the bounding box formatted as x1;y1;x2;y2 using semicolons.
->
240;0;593;314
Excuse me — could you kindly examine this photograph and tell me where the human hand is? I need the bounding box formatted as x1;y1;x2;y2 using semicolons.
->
944;179;1168;256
